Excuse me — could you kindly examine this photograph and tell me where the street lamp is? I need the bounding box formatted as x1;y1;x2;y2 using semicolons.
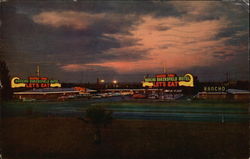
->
100;79;105;83
112;80;118;88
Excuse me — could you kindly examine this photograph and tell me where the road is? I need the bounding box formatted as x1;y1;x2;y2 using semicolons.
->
3;97;249;122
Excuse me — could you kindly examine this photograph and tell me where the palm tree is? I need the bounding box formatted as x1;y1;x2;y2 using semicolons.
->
81;106;113;144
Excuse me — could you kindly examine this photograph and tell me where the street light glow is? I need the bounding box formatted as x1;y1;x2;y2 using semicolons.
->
113;80;117;84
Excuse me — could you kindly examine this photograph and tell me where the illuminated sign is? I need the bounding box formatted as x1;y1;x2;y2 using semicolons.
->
203;86;226;92
142;73;194;88
144;76;190;82
142;82;154;87
179;74;194;87
11;77;61;88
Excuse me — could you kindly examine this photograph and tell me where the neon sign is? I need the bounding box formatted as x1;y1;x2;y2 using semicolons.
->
144;75;190;82
179;74;194;87
142;82;154;87
11;77;61;88
142;74;194;88
203;86;226;92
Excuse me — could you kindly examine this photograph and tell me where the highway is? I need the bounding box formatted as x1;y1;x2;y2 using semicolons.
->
112;111;249;122
44;109;249;122
3;97;249;122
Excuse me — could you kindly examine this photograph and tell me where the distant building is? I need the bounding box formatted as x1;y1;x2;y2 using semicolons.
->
197;89;250;101
197;92;227;100
227;89;250;101
13;88;80;101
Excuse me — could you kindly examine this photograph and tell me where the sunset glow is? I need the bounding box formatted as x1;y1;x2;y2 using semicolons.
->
2;1;248;82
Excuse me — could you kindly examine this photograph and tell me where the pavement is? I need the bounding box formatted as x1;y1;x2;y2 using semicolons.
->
3;96;250;122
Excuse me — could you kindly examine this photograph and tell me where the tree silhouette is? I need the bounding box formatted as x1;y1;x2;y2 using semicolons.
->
82;106;113;144
0;60;12;101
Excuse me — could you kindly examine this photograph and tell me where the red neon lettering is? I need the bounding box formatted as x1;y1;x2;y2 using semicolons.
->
41;83;49;88
156;74;166;78
167;74;176;77
168;82;178;87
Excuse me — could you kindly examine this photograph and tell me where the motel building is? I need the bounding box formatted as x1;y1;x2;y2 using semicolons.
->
141;73;250;101
227;89;250;101
197;85;250;101
11;76;90;101
197;86;228;100
10;71;249;101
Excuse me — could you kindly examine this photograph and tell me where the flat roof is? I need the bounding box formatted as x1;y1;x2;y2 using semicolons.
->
198;92;227;95
14;91;79;95
227;89;250;94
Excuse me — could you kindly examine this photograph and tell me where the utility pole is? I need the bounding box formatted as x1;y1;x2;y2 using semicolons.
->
226;72;231;83
163;63;167;74
36;65;40;77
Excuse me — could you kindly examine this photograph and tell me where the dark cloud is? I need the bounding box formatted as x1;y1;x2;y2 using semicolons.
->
176;51;249;82
1;4;146;65
7;61;118;83
1;1;154;82
1;1;249;82
104;48;152;62
214;25;248;42
212;51;234;60
154;25;170;31
195;15;221;22
208;2;248;47
173;0;248;49
158;45;171;49
10;0;183;17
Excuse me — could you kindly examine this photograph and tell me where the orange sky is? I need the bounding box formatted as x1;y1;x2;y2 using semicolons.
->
62;8;243;73
5;1;248;82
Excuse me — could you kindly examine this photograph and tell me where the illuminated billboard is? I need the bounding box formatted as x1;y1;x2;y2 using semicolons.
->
142;73;194;88
11;77;61;88
203;86;227;92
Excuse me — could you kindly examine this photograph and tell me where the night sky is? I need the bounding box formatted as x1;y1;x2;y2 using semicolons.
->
1;0;249;83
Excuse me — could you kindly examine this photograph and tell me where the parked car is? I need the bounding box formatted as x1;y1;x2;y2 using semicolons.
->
91;95;102;99
132;94;146;99
148;94;158;99
22;98;36;102
57;96;69;101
